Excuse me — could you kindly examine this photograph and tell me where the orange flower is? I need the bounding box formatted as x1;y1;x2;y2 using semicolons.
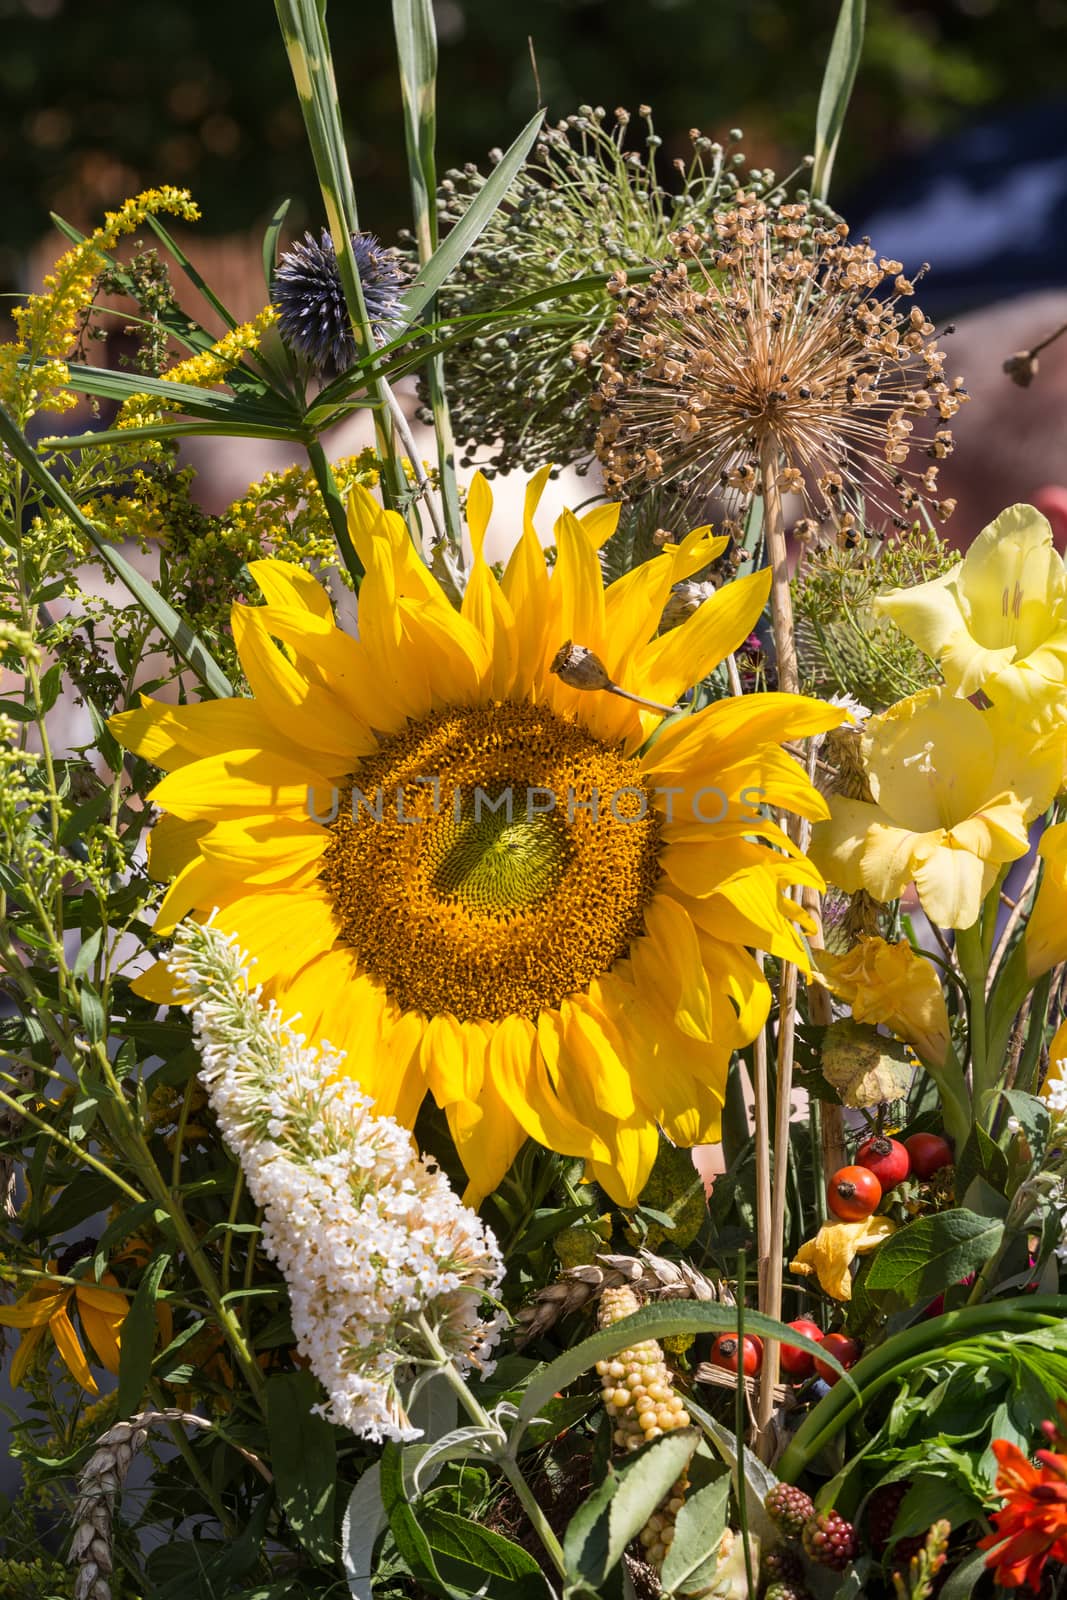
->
0;1262;126;1394
980;1438;1067;1592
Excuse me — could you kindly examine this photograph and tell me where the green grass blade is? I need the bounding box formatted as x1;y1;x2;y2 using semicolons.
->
57;361;301;425
142;212;239;331
399;107;544;328
275;0;414;553
262;198;292;292
0;403;233;697
41;420;309;450
391;0;462;551
812;0;867;203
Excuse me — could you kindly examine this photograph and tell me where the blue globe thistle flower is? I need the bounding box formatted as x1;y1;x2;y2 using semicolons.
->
273;229;406;375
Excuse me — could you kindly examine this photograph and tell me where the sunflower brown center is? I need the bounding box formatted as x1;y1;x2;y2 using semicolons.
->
320;700;661;1021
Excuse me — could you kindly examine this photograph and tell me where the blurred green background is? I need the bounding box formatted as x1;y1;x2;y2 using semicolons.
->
0;0;1062;256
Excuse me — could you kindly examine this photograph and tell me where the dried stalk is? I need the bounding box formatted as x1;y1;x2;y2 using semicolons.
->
755;439;802;1457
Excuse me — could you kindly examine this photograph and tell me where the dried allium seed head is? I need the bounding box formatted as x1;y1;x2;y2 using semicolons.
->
594;193;966;531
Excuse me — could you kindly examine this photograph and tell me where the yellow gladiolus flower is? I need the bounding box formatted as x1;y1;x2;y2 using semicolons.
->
815;936;951;1066
0;1264;126;1393
1040;1017;1067;1106
112;471;843;1208
875;503;1067;723
790;1215;897;1300
810;686;1062;930
1026;822;1067;980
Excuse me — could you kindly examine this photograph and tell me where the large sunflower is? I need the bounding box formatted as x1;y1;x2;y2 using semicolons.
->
114;471;841;1206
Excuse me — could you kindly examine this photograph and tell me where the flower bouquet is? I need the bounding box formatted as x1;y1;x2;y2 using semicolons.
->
2;3;1067;1598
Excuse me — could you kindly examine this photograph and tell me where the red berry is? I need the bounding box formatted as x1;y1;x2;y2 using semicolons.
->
802;1508;857;1571
856;1134;910;1189
904;1132;953;1179
827;1165;882;1221
711;1333;763;1376
780;1318;823;1380
764;1482;816;1537
814;1332;862;1384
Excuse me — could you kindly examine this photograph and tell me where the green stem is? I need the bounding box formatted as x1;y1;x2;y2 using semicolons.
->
0;1079;146;1205
305;437;364;582
1014;972;1052;1097
956;921;990;1126
777;1298;1065;1480
417;1314;567;1580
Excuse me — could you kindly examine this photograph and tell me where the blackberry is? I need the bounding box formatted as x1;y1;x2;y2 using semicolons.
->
765;1482;815;1539
802;1508;857;1571
764;1584;812;1600
761;1547;805;1586
867;1481;924;1563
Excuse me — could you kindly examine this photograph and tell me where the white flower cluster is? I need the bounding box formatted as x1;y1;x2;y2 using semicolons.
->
166;920;505;1442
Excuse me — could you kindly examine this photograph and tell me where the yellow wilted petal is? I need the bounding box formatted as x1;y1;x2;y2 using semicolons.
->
49;1303;98;1393
790;1216;897;1300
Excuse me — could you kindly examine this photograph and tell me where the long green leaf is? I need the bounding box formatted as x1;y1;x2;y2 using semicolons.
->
56;361;299;423
266;1370;337;1565
275;0;411;548
143;212;239;332
262;198;292;293
43;420;309;451
0;403;233;697
510;1303;845;1449
392;0;463;550
812;0;866;202
400;107;544;327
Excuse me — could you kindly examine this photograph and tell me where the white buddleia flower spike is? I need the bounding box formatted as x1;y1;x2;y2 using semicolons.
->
166;919;504;1442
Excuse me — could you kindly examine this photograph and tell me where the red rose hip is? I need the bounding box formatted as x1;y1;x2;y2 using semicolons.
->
710;1333;763;1376
827;1165;882;1221
780;1318;824;1380
904;1132;953;1179
815;1332;862;1384
856;1134;910;1189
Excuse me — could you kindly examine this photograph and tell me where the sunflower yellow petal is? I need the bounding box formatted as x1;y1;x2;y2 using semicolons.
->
212;888;341;987
148;750;323;820
630;566;771;704
109;697;298;772
247;557;335;621
450;1069;527;1210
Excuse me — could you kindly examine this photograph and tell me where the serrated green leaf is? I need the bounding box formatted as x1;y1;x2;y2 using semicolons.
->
118;1251;171;1415
864;1209;1004;1304
564;1431;699;1589
420;1508;546;1599
266;1369;337;1565
379;1440;466;1600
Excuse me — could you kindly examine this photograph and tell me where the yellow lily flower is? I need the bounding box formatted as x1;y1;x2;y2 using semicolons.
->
1026;821;1067;980
790;1215;897;1301
0;1263;126;1393
810;687;1063;930
815;936;951;1066
875;503;1067;724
